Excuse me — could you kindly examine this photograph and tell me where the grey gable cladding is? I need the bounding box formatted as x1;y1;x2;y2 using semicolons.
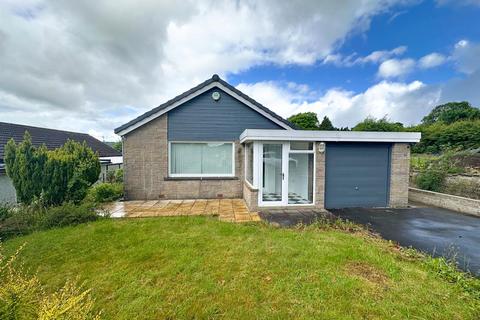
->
114;74;297;135
168;87;282;141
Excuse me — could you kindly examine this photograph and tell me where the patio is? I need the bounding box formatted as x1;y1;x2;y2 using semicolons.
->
102;199;261;223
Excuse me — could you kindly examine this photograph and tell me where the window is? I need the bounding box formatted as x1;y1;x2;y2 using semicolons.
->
245;143;253;184
290;141;313;151
288;141;314;204
169;142;234;177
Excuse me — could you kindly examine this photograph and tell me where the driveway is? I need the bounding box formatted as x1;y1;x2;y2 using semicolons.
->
330;204;480;276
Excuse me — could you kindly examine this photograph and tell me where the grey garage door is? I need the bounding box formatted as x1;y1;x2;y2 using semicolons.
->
325;143;391;209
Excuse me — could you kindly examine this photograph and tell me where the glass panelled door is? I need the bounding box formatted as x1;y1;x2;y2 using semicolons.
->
259;142;315;206
261;143;287;205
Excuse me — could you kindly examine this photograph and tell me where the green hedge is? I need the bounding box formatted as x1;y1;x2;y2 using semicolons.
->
411;120;480;153
86;183;123;203
0;202;100;240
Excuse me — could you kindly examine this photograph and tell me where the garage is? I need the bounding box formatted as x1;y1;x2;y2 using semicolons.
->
240;129;420;210
325;143;391;209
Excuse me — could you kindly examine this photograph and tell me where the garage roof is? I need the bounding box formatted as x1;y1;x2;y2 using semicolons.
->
240;129;421;143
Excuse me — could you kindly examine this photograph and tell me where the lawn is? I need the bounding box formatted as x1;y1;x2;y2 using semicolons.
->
2;217;479;319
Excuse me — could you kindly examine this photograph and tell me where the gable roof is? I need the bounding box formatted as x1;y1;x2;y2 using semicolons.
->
0;122;121;163
114;74;297;136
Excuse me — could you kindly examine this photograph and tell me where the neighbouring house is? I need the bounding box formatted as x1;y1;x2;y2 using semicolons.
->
115;75;420;210
0;122;122;203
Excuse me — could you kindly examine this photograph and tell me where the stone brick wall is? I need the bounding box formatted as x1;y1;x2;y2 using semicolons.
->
243;182;258;211
314;146;325;208
409;187;480;216
389;143;410;207
123;113;244;200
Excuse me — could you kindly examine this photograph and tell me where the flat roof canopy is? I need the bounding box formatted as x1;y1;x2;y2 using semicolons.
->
240;129;421;143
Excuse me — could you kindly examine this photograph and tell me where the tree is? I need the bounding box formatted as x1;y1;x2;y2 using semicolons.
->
112;141;122;152
410;120;480;153
352;116;404;132
287;112;319;130
318;116;335;130
422;101;480;125
4;132;46;204
4;132;101;205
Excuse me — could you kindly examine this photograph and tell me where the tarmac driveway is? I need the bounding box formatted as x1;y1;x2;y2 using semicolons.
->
330;204;480;276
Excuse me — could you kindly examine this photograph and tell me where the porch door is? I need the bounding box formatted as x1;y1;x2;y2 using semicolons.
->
260;143;288;206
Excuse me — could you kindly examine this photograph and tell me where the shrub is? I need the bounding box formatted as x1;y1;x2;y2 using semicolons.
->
114;168;124;183
4;132;101;206
86;183;123;203
40;202;99;229
416;169;446;192
0;203;100;240
105;168;123;183
352;116;404;132
0;244;101;319
411;120;480;153
410;154;438;172
0;204;13;222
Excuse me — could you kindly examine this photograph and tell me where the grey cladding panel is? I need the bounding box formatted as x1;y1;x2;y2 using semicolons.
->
325;143;391;208
168;88;283;141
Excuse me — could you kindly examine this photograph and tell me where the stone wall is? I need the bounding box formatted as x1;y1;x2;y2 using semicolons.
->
314;147;325;208
123;113;243;200
409;187;480;217
243;182;258;211
389;143;410;207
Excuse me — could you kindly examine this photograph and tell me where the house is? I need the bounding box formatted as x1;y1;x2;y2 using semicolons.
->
0;122;122;203
115;75;420;210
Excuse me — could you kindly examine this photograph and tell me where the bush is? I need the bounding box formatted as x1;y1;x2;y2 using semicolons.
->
4;132;101;206
86;183;123;203
0;244;101;319
410;154;438;172
0;202;100;240
105;168;123;183
352;116;404;132
0;204;12;222
415;169;446;192
40;202;99;229
411;120;480;153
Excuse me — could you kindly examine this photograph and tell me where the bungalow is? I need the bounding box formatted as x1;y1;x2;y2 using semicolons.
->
0;122;122;203
115;75;420;211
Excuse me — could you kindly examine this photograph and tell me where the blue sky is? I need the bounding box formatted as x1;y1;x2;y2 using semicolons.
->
232;0;480;93
0;0;479;139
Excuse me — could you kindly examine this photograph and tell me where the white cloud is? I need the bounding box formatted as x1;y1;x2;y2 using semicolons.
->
419;52;446;69
377;58;416;78
237;80;440;128
452;40;480;74
323;46;407;66
0;0;414;139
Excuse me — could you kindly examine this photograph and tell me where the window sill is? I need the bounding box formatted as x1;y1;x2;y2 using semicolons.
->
164;176;239;181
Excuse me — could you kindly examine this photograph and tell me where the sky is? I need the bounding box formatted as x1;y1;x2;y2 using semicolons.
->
0;0;479;141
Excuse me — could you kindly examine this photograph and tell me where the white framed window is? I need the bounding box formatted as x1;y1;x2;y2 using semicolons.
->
169;142;235;177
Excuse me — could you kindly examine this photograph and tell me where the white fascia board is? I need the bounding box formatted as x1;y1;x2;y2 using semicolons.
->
240;129;421;143
117;82;292;136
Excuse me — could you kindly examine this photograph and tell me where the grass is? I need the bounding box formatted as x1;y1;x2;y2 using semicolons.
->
2;217;479;319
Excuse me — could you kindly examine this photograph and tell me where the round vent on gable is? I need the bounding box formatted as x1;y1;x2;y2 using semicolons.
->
212;91;221;101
